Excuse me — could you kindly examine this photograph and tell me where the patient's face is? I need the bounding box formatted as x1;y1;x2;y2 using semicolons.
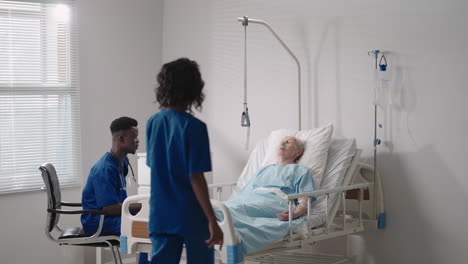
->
277;136;301;162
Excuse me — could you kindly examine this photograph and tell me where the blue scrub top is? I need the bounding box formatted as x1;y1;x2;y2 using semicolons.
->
81;152;128;235
146;109;212;237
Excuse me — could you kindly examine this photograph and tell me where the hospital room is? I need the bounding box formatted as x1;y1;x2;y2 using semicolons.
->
1;0;467;263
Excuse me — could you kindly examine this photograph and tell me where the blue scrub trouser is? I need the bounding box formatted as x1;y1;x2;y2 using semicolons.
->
150;234;214;264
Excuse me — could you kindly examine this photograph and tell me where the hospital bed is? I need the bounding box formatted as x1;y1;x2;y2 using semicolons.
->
120;136;385;264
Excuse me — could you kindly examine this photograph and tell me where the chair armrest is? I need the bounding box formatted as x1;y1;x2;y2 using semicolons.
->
286;183;371;200
47;208;106;215
208;182;237;189
60;201;82;207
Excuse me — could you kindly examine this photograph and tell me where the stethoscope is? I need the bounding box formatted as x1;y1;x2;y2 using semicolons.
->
110;151;136;191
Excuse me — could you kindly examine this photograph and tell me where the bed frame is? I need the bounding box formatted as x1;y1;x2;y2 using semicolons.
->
120;150;385;264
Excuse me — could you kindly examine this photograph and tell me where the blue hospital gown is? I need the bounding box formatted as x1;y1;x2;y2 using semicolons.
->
220;164;315;254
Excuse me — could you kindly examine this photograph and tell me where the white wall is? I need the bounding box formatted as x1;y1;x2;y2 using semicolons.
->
161;0;468;263
0;1;163;264
78;0;163;263
0;189;84;264
78;0;163;189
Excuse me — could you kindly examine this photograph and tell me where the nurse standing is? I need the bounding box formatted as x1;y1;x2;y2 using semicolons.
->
146;58;223;264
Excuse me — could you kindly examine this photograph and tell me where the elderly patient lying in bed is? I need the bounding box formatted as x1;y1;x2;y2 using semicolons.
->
217;136;315;255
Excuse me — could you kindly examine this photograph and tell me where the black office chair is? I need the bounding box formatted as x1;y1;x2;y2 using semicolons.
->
39;162;122;264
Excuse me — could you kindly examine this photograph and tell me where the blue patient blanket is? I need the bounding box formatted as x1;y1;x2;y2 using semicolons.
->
218;164;315;255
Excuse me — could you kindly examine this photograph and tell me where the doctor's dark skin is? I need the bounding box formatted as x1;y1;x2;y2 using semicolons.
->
103;126;141;216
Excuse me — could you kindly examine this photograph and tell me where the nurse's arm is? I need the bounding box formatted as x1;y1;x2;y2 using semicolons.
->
189;172;217;222
190;172;224;249
102;203;142;216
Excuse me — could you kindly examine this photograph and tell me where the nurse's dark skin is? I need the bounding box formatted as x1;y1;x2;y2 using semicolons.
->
168;105;224;249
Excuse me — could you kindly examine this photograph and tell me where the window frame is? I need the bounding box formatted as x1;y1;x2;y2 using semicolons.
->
0;0;81;194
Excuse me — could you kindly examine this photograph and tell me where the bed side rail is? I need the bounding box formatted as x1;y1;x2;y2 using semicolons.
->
208;182;237;200
211;199;244;264
120;194;151;254
285;183;372;239
355;162;385;229
286;183;370;200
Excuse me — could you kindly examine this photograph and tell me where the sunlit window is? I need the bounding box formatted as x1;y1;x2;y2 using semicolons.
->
0;0;80;194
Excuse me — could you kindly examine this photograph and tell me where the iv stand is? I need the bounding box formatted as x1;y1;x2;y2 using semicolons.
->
368;49;386;218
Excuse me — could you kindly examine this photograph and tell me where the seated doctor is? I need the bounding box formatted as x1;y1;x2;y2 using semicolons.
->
81;116;142;235
219;136;315;254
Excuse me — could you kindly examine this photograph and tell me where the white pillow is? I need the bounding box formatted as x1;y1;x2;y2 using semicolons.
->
262;123;334;187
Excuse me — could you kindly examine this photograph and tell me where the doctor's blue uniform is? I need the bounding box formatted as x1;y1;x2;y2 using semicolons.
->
81;153;129;235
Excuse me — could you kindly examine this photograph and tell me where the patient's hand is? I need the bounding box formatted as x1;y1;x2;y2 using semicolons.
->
276;210;290;221
276;210;302;221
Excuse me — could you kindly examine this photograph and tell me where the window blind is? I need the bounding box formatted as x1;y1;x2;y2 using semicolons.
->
0;0;81;194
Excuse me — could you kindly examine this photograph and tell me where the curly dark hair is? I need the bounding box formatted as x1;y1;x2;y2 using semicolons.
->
155;58;205;112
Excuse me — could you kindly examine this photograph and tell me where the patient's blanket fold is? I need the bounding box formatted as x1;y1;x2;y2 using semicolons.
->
216;164;315;254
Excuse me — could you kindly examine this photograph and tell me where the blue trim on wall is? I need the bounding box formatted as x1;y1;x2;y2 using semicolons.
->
378;213;386;229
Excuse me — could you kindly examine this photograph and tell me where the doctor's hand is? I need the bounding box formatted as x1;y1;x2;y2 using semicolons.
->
206;221;224;250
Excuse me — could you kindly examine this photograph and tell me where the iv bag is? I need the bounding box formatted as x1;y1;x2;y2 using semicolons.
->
374;70;391;108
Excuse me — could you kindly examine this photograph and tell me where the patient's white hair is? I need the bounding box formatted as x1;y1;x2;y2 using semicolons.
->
294;138;305;152
289;137;304;163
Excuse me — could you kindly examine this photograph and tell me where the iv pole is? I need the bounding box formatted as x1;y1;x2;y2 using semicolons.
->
368;49;386;218
238;16;302;131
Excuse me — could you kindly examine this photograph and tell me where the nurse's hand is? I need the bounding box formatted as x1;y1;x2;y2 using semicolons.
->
206;221;224;250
